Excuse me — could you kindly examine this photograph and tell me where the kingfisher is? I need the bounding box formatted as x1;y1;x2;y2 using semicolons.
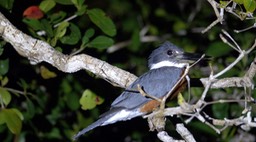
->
73;41;205;140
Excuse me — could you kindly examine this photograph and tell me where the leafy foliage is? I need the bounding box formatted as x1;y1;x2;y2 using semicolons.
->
0;0;255;142
233;0;256;12
87;8;116;37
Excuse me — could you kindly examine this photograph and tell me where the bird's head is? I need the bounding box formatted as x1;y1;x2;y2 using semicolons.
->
148;41;207;70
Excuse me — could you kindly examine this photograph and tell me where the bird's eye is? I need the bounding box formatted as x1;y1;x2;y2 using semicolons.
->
167;50;173;56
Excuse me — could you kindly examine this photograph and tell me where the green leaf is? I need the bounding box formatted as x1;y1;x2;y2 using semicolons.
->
0;59;9;76
130;29;141;52
53;0;73;5
212;103;229;119
54;46;62;53
243;0;256;13
88;35;114;49
81;28;95;47
17;79;29;91
205;42;232;57
61;79;72;94
0;0;14;10
40;66;57;79
46;107;61;125
0;87;11;106
0;41;6;56
2;108;23;134
45;127;61;139
189;121;218;136
51;21;69;46
71;0;84;7
60;23;81;45
12;108;24;121
79;89;104;110
81;36;89;48
41;19;54;37
1;76;8;86
230;104;243;117
39;0;56;13
71;0;86;15
22;19;43;31
233;0;244;4
173;20;187;33
76;5;87;16
66;93;80;110
220;1;229;8
0;111;5;125
55;21;69;38
155;8;167;17
25;98;36;119
49;11;67;24
85;28;95;39
87;8;116;37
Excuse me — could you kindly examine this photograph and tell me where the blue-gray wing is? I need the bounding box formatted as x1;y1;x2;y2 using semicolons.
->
111;67;184;109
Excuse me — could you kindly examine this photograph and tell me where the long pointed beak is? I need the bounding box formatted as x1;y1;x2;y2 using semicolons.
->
177;53;212;63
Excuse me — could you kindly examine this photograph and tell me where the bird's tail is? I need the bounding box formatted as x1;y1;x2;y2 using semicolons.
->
72;107;124;140
72;117;105;140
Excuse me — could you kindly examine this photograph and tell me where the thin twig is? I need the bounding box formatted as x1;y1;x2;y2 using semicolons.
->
37;14;78;36
220;34;240;52
213;51;245;78
160;64;190;110
221;30;241;51
137;84;162;102
234;23;256;33
201;19;221;33
202;0;223;33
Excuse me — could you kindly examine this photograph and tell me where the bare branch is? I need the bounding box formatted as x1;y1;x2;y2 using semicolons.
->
246;55;256;80
106;26;170;53
200;76;253;88
234;23;256;33
201;0;223;33
201;19;221;34
220;30;241;52
201;39;256;89
202;0;256;33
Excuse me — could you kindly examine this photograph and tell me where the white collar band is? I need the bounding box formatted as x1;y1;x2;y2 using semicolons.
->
150;61;187;70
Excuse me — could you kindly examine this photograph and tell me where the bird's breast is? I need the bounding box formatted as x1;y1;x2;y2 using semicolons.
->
139;99;161;113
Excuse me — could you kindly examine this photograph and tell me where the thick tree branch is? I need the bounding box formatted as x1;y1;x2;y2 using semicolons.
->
0;12;137;88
